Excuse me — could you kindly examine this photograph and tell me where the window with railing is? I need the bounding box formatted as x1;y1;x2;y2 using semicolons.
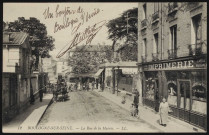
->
152;53;159;61
168;2;178;13
152;33;159;61
168;25;177;59
190;14;202;56
141;55;147;63
143;3;147;20
152;3;159;22
188;42;203;56
141;19;147;28
167;49;177;59
152;11;159;22
141;3;147;29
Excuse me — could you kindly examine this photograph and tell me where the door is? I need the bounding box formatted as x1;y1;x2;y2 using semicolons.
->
9;74;18;107
177;79;191;122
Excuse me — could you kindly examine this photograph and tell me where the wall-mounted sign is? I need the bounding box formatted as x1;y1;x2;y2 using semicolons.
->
145;60;194;71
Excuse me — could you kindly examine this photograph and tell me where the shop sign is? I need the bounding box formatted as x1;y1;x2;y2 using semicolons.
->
146;60;194;70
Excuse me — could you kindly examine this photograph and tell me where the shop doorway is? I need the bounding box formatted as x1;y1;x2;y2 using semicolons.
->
177;79;191;122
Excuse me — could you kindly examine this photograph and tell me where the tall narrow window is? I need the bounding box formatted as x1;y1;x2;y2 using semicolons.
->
154;3;159;13
170;25;177;51
191;14;202;45
143;4;147;20
153;33;158;54
142;39;147;57
168;25;177;59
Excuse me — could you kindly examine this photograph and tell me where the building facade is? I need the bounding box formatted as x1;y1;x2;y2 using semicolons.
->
3;32;32;122
137;2;207;130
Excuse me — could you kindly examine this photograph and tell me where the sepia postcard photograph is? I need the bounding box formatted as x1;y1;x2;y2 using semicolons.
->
2;1;207;133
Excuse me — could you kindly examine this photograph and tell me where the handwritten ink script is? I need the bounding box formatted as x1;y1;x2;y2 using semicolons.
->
42;4;106;58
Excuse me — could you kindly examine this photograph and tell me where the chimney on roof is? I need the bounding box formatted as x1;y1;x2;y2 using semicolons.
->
8;33;14;42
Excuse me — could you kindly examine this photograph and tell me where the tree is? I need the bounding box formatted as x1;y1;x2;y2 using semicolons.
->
7;17;55;70
68;45;112;74
106;8;138;61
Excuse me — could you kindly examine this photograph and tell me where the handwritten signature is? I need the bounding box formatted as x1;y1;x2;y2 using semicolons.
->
56;20;106;58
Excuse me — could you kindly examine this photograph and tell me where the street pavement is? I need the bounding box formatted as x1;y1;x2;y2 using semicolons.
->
2;93;53;133
38;91;162;133
95;89;205;133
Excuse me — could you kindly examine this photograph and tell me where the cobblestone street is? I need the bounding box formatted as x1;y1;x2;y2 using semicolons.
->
38;91;162;132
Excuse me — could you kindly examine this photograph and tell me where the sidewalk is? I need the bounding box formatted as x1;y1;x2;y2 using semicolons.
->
2;93;53;133
94;89;206;133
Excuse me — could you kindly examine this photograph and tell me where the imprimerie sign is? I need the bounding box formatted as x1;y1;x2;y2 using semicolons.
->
145;60;195;71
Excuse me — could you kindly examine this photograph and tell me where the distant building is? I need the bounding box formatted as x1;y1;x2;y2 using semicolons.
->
137;2;207;130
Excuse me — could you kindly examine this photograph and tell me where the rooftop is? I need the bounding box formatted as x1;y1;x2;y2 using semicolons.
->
3;32;28;45
69;45;112;52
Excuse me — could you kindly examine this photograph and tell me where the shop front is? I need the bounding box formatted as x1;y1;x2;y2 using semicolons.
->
141;57;207;130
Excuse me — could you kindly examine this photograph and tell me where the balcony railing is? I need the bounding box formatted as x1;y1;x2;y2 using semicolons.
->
141;19;147;29
141;55;147;63
168;2;178;14
152;11;159;23
167;49;177;59
152;53;159;61
188;42;203;56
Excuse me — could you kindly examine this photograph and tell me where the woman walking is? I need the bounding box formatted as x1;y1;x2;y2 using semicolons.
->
159;97;169;127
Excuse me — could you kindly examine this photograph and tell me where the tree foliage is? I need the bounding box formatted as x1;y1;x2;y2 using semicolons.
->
107;8;138;42
68;45;112;74
106;8;138;61
6;17;55;69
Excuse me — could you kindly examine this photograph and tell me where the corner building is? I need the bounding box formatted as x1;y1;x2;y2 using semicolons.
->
137;2;207;130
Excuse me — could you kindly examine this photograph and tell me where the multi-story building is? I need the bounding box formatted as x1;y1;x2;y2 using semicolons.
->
137;2;207;130
3;32;32;122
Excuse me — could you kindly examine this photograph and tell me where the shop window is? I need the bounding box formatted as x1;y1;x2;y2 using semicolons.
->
191;71;207;114
145;72;157;100
166;72;177;106
145;80;155;100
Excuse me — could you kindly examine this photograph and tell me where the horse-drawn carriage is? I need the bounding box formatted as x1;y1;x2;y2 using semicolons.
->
53;75;69;102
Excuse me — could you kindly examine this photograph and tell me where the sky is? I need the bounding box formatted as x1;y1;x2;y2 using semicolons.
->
3;3;138;60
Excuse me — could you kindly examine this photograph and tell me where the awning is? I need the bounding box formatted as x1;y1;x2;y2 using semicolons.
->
94;69;104;78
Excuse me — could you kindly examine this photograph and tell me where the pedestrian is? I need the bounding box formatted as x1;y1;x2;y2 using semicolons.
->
92;81;95;91
130;103;137;117
52;84;56;102
132;88;139;116
74;83;78;91
69;84;73;92
159;97;169;127
155;90;160;113
39;88;43;102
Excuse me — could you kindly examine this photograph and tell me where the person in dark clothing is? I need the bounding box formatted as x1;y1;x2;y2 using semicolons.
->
155;90;160;112
39;88;43;102
132;89;139;116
